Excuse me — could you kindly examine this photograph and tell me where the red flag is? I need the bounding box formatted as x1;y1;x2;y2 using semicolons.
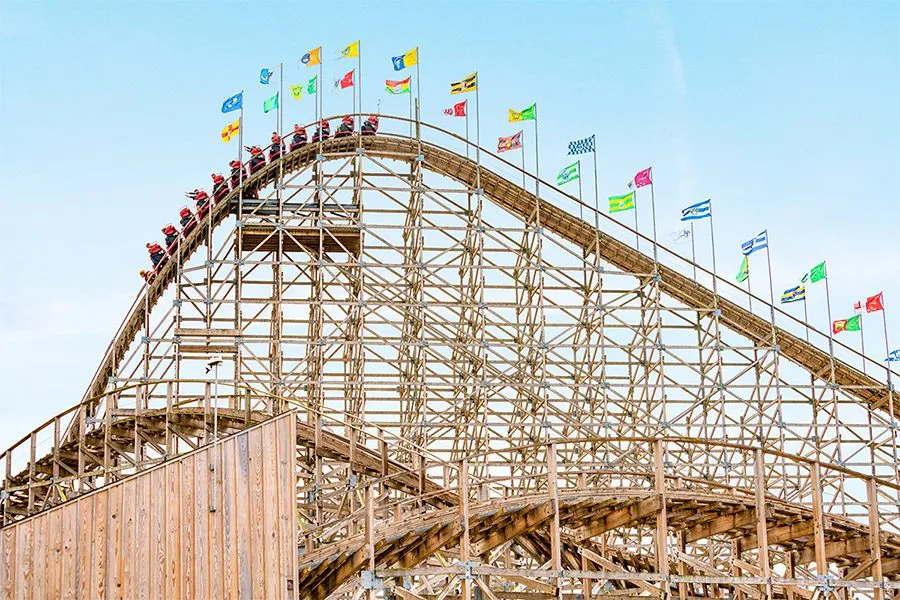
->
866;292;884;313
853;300;863;315
443;100;466;117
833;319;847;335
497;131;522;153
634;167;653;188
338;69;354;89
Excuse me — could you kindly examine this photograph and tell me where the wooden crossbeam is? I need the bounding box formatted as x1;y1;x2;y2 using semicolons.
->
573;495;661;542
795;535;872;565
472;503;554;556
684;506;771;543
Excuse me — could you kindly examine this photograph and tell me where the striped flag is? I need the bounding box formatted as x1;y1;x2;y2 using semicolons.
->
567;135;595;155
680;199;711;221
741;230;768;255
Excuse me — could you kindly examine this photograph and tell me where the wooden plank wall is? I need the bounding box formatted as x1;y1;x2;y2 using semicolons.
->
0;412;298;600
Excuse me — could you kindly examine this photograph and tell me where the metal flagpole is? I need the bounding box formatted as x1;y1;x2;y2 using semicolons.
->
238;92;244;216
465;100;469;159
824;266;836;379
475;73;481;191
882;302;893;392
358;41;362;118
860;312;867;375
319;53;324;131
352;68;357;120
520;134;527;191
649;168;659;265
803;295;811;342
708;203;718;296
415;47;421;140
764;241;777;340
532;104;539;199
278;63;283;138
576;159;583;220
409;77;413;137
690;222;696;280
590;135;599;230
633;188;640;250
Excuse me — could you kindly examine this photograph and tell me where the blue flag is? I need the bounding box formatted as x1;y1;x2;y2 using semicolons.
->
567;135;595;155
741;230;768;255
221;92;243;114
680;199;711;221
886;349;900;362
780;285;806;304
260;68;273;84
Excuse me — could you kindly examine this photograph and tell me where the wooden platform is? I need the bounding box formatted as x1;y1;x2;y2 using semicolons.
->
240;225;361;255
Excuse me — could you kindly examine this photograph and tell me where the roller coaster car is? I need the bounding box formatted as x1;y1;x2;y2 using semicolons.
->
334;117;354;139
146;242;166;269
247;146;266;174
269;133;284;161
229;161;247;190
179;207;197;235
194;190;212;219
211;173;228;201
139;269;156;284
361;116;378;136
162;224;179;252
311;120;330;143
290;126;308;151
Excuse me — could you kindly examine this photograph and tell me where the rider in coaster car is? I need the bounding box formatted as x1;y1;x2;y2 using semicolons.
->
361;115;378;136
334;116;354;138
229;160;246;189
269;132;284;161
179;206;196;234
290;124;307;151
311;119;330;143
190;188;211;218
146;242;165;267
211;172;228;201
247;145;266;174
139;269;156;284
162;224;179;249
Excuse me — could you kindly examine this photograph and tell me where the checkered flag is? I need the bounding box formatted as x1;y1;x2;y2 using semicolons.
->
567;135;595;155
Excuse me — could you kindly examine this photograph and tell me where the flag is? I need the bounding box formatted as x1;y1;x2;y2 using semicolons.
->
854;300;863;315
557;162;580;185
307;76;317;95
626;180;634;190
809;261;826;283
608;192;635;213
260;68;273;84
670;228;691;242
301;47;322;67
341;41;360;59
781;285;806;304
833;315;861;334
443;100;466;116
497;131;522;153
681;199;711;221
385;77;411;95
221;118;240;143
634;167;652;188
290;85;303;99
866;292;885;313
508;104;536;122
567;135;595;155
451;72;477;95
263;92;279;113
741;230;768;255
736;256;749;283
391;48;418;71
334;70;354;90
886;349;900;362
221;92;243;113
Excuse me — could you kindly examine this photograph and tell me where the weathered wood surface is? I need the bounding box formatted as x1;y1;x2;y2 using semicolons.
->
0;413;297;600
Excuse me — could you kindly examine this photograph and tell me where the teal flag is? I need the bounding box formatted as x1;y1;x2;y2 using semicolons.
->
263;92;279;113
556;162;580;186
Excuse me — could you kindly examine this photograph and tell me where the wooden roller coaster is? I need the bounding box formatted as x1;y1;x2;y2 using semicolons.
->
2;116;898;599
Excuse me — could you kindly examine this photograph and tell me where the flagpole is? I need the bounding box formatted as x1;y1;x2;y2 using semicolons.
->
824;266;836;381
591;136;599;231
576;159;583;220
415;47;421;142
475;73;481;192
319;53;324;132
882;303;894;392
521;135;527;191
860;313;868;375
532;104;539;200
633;188;640;250
649;168;659;265
465;100;469;160
764;240;777;343
352;68;357;122
708;203;718;296
802;295;811;342
409;75;413;137
689;222;696;280
358;41;362;119
238;91;244;216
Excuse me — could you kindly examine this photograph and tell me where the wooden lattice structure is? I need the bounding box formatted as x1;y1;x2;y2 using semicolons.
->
2;116;899;599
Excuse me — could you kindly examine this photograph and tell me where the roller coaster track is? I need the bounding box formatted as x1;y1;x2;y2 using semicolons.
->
3;119;899;597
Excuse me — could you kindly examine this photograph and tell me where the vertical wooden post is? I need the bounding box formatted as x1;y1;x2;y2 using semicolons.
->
654;439;670;592
165;381;174;457
365;485;376;600
809;461;828;576
547;443;562;597
866;478;883;600
459;459;472;600
754;448;772;600
676;532;688;600
244;388;251;425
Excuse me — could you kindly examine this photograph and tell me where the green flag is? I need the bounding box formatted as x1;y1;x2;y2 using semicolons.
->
307;76;317;95
608;191;635;213
263;92;279;113
736;255;749;283
556;162;579;185
809;261;826;283
508;104;536;122
846;314;861;331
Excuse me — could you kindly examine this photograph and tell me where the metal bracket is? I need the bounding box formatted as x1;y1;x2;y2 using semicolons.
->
316;154;326;162
652;274;663;283
415;154;425;162
712;308;722;317
355;147;365;155
173;299;182;308
140;336;150;345
816;575;835;592
458;561;479;581
474;188;483;195
347;474;358;490
360;570;384;590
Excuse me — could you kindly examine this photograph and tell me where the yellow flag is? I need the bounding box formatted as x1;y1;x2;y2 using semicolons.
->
403;47;418;67
301;47;321;67
221;118;240;143
450;72;477;95
341;41;360;59
290;85;303;99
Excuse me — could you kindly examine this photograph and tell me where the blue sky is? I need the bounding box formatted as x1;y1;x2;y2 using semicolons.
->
1;1;898;448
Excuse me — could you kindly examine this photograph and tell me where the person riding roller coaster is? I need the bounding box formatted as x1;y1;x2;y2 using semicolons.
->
269;132;284;161
247;145;266;174
229;160;246;190
211;172;228;201
179;206;197;235
311;119;330;143
146;242;166;268
187;188;211;218
290;124;307;152
139;269;156;284
361;115;378;136
162;224;179;250
334;116;354;139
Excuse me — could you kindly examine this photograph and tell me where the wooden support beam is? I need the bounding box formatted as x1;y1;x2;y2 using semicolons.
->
809;462;828;575
795;535;873;566
574;495;662;542
866;478;884;600
654;440;669;579
472;503;554;556
580;547;660;597
754;448;772;600
683;506;769;543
